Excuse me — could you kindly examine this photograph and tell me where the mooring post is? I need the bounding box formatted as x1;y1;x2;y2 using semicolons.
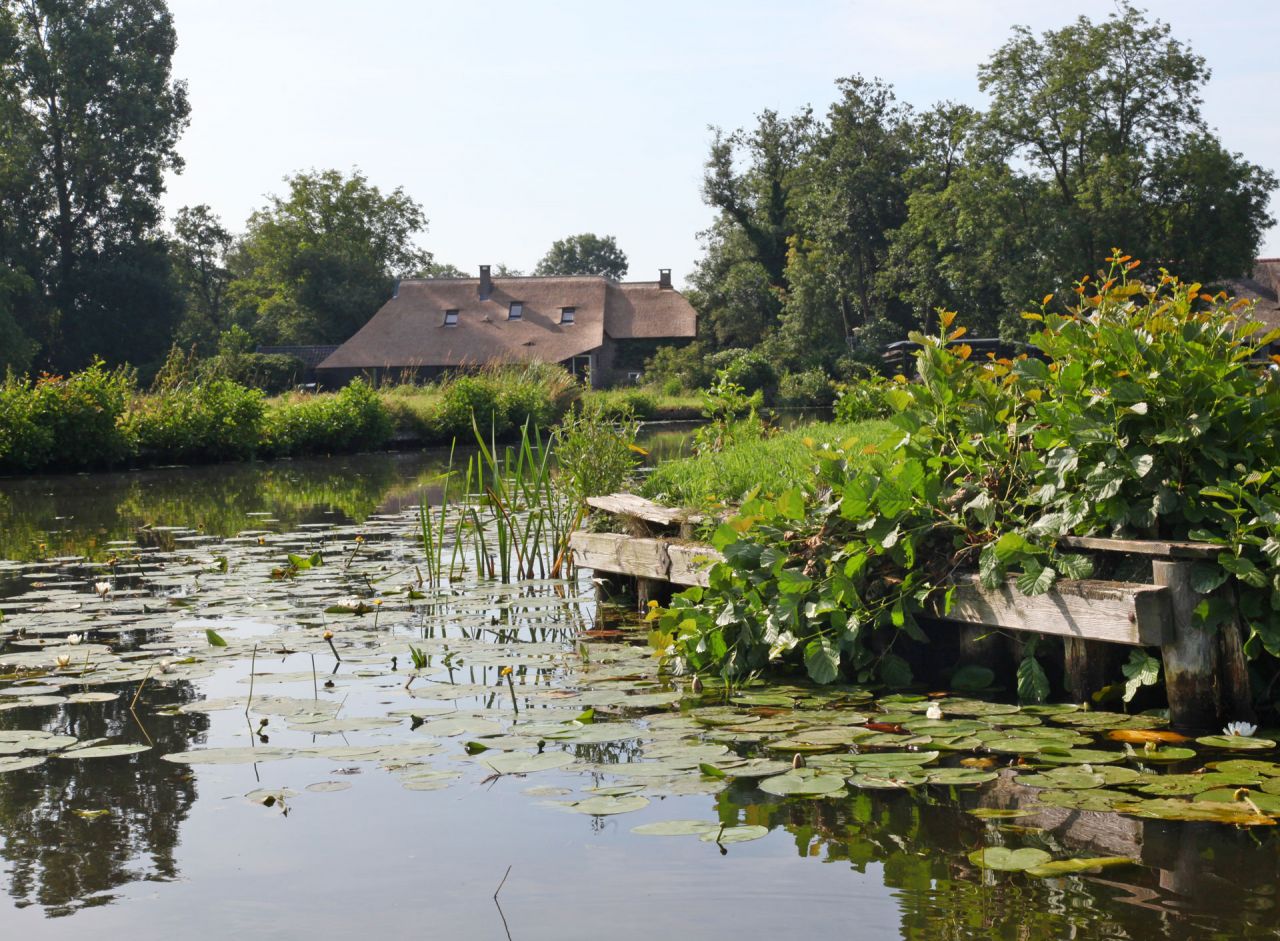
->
1219;592;1256;724
1063;637;1124;705
1153;559;1219;729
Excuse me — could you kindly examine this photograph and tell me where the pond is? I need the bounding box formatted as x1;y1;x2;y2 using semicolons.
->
2;447;1280;940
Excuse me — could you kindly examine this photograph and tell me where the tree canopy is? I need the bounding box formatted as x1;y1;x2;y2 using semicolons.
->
0;0;190;371
681;3;1276;378
228;169;430;344
534;233;628;279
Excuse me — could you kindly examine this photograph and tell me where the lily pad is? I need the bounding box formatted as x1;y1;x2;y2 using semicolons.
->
968;846;1052;872
569;794;650;815
481;750;575;775
1025;856;1138;878
757;769;847;797
1195;735;1277;751
925;767;999;786
57;743;151;759
699;824;769;844
630;819;721;836
161;746;293;764
1117;798;1277;826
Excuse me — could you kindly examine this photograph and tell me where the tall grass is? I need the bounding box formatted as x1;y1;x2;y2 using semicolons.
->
417;421;582;586
640;419;898;508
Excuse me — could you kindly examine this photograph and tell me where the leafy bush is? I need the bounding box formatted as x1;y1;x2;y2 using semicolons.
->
266;379;392;456
553;401;642;504
707;348;777;399
124;377;266;463
777;368;835;407
833;370;894;422
436;375;507;438
0;362;134;472
643;342;715;393
652;260;1280;703
585;388;658;421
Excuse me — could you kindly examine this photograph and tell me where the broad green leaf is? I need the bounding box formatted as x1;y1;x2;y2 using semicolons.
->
205;628;227;647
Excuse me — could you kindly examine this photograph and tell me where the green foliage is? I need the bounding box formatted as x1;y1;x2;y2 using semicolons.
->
124;376;266;464
1;0;190;371
653;262;1280;697
0;361;135;471
266;379;392;457
833;371;894;422
229;168;429;344
777;368;835;408
534;233;628;280
692;372;766;457
642;420;894;508
552;401;642;504
582;388;658;421
641;342;715;393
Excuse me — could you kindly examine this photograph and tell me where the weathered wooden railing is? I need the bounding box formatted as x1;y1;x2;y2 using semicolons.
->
569;493;1252;730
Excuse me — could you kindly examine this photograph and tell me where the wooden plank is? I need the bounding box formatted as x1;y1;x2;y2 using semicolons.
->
573;531;1170;646
586;494;704;529
938;575;1170;646
569;532;670;581
666;543;724;587
1059;535;1218;559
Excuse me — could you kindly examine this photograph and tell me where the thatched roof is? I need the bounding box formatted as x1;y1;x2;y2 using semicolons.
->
318;274;695;371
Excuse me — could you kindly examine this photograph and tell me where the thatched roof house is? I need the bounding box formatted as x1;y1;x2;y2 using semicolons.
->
317;267;696;388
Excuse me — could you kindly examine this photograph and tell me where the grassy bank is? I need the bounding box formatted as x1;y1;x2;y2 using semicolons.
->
640;419;897;508
0;360;703;475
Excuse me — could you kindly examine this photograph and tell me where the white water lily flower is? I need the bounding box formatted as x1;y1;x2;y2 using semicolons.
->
157;660;174;674
1224;721;1258;737
93;581;111;598
55;654;72;669
66;633;83;645
925;703;943;720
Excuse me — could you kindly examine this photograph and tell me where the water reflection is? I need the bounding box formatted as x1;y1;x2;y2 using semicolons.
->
0;682;208;917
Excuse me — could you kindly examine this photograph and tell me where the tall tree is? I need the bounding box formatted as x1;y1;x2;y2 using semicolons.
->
702;108;814;291
976;2;1274;284
1;0;190;370
229;169;429;344
534;233;628;280
170;204;232;352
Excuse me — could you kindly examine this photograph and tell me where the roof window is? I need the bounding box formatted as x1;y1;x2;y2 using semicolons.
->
508;301;523;321
560;307;576;324
443;309;459;326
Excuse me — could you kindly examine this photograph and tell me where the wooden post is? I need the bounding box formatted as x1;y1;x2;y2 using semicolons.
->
1153;559;1218;730
1219;591;1255;724
1063;638;1124;705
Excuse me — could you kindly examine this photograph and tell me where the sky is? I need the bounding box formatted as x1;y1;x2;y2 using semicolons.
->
162;0;1280;288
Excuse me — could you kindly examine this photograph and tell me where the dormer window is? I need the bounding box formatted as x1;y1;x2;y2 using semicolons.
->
443;309;459;326
508;301;523;321
560;307;576;324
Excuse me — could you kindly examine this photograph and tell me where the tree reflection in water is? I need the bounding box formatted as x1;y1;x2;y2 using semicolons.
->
0;681;209;917
704;777;1280;938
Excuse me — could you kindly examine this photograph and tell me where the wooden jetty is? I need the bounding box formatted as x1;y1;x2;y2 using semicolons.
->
569;493;1253;730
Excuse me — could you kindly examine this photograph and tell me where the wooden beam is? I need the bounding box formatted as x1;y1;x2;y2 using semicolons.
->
667;543;724;587
585;494;704;529
938;575;1170;646
569;531;670;581
1058;535;1218;559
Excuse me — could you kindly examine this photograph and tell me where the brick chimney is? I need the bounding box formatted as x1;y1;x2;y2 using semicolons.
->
479;265;492;300
658;268;672;289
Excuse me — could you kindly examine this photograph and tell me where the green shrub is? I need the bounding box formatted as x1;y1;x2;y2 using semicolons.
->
553;401;643;503
708;348;777;399
124;378;265;463
653;261;1280;699
833;370;894;422
436;375;507;438
0;362;134;472
584;388;658;421
777;368;835;407
267;379;392;456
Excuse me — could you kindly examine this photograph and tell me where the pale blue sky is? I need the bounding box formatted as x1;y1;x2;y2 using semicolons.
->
163;1;1280;287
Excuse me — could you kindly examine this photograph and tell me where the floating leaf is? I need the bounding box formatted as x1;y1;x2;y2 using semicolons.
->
569;794;650;816
205;628;227;647
1025;856;1137;878
1196;735;1277;751
758;769;846;797
57;743;150;759
968;846;1052;872
481;751;574;775
699;824;768;844
630;819;720;837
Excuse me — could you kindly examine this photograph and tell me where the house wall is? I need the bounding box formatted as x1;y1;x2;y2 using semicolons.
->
593;336;693;387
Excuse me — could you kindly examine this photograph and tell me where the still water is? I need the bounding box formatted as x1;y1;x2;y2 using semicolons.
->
1;445;1279;940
